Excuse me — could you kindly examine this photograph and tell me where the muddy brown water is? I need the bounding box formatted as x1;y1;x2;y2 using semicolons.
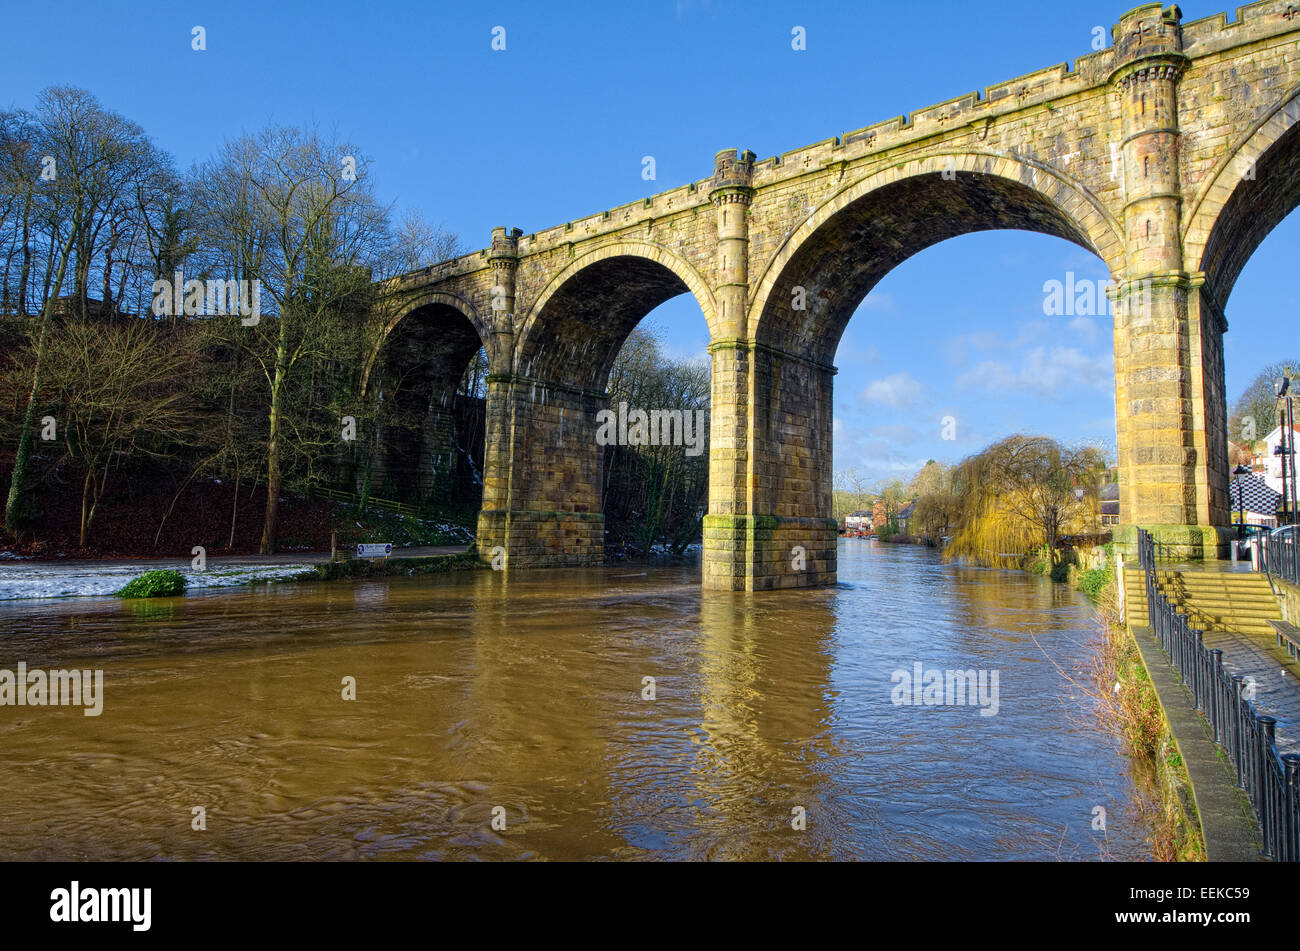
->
0;540;1151;860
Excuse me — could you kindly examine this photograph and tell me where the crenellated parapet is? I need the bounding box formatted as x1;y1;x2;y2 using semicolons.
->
710;148;756;198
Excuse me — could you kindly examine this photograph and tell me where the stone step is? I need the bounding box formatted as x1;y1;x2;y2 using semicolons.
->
1155;580;1275;590
1122;576;1276;597
1122;574;1273;592
1138;599;1278;616
1156;616;1279;629
1142;589;1277;605
1123;563;1283;637
1128;620;1277;637
1155;578;1275;588
1129;578;1275;593
1122;565;1268;577
1160;591;1280;604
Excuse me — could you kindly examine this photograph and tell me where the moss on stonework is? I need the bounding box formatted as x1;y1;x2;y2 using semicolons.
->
314;552;482;580
1113;524;1234;561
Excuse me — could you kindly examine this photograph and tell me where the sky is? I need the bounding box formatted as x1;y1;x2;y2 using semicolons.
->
4;0;1295;487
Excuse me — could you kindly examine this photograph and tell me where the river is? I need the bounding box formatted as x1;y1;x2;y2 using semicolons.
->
0;539;1151;860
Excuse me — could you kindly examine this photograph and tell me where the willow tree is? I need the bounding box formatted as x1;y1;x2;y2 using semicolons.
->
944;435;1108;566
194;126;389;553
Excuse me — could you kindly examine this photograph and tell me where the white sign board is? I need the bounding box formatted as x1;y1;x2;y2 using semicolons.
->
356;543;393;559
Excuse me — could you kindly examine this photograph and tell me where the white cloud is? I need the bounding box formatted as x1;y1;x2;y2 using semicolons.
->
1067;316;1099;344
944;331;999;367
863;372;924;408
956;346;1112;397
834;331;881;367
870;423;921;443
956;360;1019;391
860;292;895;313
1008;319;1052;348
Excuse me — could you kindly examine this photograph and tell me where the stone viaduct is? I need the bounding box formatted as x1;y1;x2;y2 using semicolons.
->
369;3;1300;590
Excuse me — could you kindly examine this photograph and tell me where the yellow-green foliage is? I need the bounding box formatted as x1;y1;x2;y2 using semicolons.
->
936;434;1109;569
944;496;1040;568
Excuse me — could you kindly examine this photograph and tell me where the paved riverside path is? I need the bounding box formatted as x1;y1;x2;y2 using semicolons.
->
1126;560;1300;756
1199;625;1300;756
1130;624;1264;862
1176;561;1300;757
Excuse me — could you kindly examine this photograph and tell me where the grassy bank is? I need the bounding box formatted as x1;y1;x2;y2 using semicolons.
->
1092;585;1206;861
312;551;483;580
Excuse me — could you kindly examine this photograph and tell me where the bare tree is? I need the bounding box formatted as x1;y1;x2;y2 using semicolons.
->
386;208;461;275
1230;361;1298;448
602;327;710;553
4;90;88;535
38;319;194;545
2;88;178;537
193;125;391;553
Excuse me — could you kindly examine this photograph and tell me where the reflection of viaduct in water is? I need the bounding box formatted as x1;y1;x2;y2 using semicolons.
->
369;5;1300;590
687;590;841;858
452;571;840;859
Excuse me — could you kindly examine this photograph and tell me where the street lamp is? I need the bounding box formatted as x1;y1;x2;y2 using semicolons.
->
1274;441;1289;524
1232;464;1251;538
1280;374;1297;526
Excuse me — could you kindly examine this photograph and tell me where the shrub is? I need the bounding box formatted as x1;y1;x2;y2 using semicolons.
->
118;569;187;599
1026;546;1052;576
1027;546;1077;583
1078;565;1112;598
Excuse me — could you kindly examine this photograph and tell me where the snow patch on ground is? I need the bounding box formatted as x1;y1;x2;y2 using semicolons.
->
0;562;315;601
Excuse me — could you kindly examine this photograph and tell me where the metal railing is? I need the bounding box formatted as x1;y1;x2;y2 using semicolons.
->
1257;530;1300;588
1138;528;1300;860
312;485;422;518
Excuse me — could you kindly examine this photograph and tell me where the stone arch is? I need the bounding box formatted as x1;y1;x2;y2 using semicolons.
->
361;289;489;504
726;153;1126;589
749;152;1126;363
361;289;486;397
515;241;718;391
1185;84;1300;314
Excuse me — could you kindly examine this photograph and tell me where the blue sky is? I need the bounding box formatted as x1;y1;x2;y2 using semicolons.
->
5;0;1295;487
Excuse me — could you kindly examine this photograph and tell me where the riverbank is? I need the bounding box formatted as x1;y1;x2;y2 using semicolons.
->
0;545;477;601
1092;587;1208;861
0;456;475;560
312;550;481;580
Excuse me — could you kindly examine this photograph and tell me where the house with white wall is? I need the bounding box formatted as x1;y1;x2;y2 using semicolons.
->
1262;424;1299;496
